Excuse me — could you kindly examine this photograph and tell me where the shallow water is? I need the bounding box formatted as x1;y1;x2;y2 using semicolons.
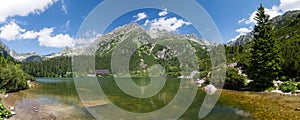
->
3;77;255;120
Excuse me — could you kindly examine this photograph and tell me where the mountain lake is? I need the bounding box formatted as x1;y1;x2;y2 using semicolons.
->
2;77;255;120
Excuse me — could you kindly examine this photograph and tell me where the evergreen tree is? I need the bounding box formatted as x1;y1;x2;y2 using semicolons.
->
248;4;282;91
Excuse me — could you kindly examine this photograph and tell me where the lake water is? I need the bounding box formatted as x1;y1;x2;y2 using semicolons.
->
4;77;255;120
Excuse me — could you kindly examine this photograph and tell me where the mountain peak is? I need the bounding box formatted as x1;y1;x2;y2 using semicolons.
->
113;22;144;33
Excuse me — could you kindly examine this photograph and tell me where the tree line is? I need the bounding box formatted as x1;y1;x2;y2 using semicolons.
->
21;56;72;78
225;4;300;91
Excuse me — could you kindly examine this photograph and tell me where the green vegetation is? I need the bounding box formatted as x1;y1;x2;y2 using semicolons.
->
248;4;281;91
95;38;211;78
0;55;34;93
225;4;300;91
0;102;11;119
220;90;300;119
224;67;247;90
0;53;34;119
21;56;72;77
280;81;297;92
276;13;300;79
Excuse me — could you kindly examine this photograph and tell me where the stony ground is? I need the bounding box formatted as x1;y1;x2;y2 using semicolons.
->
219;90;300;120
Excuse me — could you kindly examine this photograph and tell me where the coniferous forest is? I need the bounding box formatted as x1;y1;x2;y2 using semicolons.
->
0;55;34;93
225;5;300;91
20;56;72;78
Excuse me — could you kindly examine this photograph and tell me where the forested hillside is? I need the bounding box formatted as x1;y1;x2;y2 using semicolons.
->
225;7;300;91
0;53;34;93
21;56;72;77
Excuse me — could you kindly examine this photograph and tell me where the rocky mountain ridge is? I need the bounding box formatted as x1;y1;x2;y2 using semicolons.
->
1;23;211;62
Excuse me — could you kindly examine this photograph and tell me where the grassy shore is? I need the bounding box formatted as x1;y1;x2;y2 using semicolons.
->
219;90;300;120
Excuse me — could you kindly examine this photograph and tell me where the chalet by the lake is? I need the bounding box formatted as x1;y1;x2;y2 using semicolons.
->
95;70;110;76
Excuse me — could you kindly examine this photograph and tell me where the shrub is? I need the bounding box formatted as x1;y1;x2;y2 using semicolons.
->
280;81;297;92
0;64;34;93
297;82;300;90
266;87;276;92
0;102;11;119
224;67;247;90
247;80;274;92
280;76;288;81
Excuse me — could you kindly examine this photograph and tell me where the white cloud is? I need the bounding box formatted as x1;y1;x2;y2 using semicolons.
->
158;8;168;16
244;6;283;24
240;0;300;25
266;6;282;18
82;29;97;37
236;27;251;34
238;19;247;24
38;28;75;48
0;21;25;40
61;0;68;14
133;12;147;22
0;21;75;48
21;30;39;39
231;0;300;42
62;5;68;15
144;20;150;26
64;20;70;32
279;0;300;11
146;17;191;33
0;0;58;23
229;27;251;42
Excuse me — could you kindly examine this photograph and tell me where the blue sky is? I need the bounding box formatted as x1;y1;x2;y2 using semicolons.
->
0;0;299;55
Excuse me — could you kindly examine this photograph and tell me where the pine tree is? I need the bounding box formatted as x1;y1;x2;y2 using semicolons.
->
249;4;282;91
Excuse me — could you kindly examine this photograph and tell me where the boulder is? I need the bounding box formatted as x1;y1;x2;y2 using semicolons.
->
10;106;15;111
271;90;283;94
11;111;16;115
203;84;217;95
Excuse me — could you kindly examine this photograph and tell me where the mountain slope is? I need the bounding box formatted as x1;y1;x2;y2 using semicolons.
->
20;23;212;78
227;10;300;45
0;40;44;62
92;23;212;77
0;40;16;58
225;10;300;79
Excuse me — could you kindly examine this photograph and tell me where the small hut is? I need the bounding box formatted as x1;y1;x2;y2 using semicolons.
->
95;70;110;76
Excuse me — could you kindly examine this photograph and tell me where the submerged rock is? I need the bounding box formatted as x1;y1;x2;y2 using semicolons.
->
234;109;251;117
196;79;205;87
203;84;217;95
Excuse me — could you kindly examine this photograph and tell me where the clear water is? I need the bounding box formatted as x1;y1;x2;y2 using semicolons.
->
7;77;255;120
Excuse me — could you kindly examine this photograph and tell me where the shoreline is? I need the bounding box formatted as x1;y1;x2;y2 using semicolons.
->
2;79;300;120
219;89;300;119
0;81;40;120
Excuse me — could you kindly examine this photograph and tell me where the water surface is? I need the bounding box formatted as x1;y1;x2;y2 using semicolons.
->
3;77;255;120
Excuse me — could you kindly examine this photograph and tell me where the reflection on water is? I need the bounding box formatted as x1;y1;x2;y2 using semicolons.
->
3;77;255;120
